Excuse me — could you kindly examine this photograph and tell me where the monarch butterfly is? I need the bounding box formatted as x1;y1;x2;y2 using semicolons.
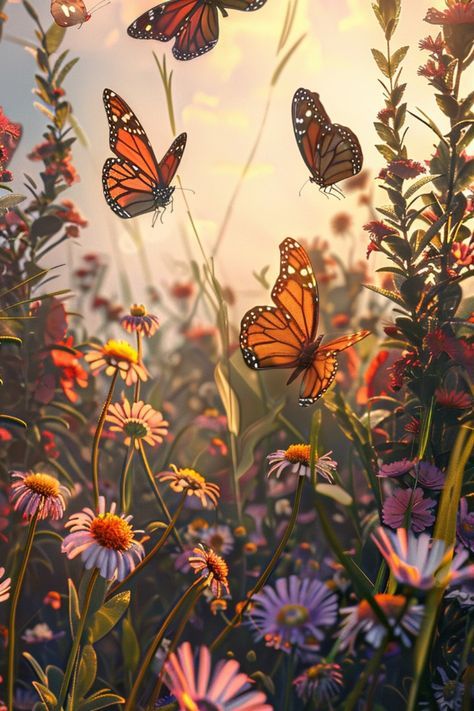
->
102;89;187;222
50;0;109;28
292;88;363;197
127;0;267;61
240;238;370;406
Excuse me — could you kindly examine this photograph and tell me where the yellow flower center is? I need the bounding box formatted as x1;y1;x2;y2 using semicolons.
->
175;467;206;490
276;603;310;627
130;303;146;317
24;473;60;498
203;408;219;418
103;340;138;364
209;533;224;550
90;513;134;551
284;444;311;465
204;549;229;582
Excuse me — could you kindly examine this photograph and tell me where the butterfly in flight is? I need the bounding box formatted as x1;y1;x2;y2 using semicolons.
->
240;239;370;406
50;0;109;28
102;89;187;222
292;88;363;198
127;0;267;61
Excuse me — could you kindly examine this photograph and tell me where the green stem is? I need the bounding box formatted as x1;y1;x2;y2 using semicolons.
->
7;510;40;711
283;647;296;711
134;332;142;402
343;635;390;711
210;475;305;652
107;492;186;600
120;445;135;514
125;579;206;711
138;441;183;549
146;577;203;709
55;568;100;711
91;368;119;509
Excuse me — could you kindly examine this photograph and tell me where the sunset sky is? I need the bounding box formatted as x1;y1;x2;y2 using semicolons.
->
1;0;450;316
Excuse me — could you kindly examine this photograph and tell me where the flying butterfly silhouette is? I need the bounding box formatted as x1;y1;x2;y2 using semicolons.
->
127;0;267;61
50;0;109;28
102;89;187;222
292;88;363;197
240;239;370;406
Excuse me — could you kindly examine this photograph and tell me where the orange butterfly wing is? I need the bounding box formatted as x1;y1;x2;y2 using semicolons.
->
240;238;319;370
299;331;370;406
240;238;370;406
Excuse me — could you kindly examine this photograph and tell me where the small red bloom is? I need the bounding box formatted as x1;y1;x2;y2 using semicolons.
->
435;387;472;410
51;337;88;403
451;237;473;267
55;199;88;228
387;160;426;179
363;221;398;240
419;33;446;53
418;59;447;80
377;107;395;124
170;282;194;300
404;417;420;434
43;591;61;610
425;3;474;25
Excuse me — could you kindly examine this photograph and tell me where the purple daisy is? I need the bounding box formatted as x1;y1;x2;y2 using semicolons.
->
382;487;436;533
10;471;69;521
294;661;343;705
339;594;424;652
372;527;474;590
249;575;338;656
120;303;160;337
414;462;445;490
61;497;144;581
378;459;415;478
457;497;474;552
164;642;272;710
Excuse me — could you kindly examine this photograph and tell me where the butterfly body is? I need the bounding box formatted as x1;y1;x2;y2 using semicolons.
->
292;88;363;193
127;0;267;61
50;0;90;27
240;239;370;406
102;89;186;221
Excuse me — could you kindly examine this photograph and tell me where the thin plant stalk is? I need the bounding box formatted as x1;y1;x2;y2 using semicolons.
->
55;568;100;711
146;577;203;708
125;578;206;711
134;331;142;402
210;475;305;652
107;492;187;600
91;367;119;508
120;444;135;514
7;508;40;711
138;440;183;549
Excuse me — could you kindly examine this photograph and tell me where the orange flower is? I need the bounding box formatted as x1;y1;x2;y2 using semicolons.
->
85;339;148;386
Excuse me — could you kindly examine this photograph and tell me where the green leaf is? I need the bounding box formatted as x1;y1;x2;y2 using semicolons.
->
121;615;140;675
364;283;406;307
390;45;409;73
315;483;353;506
400;275;425;308
32;682;57;710
413;211;450;257
74;645;97;701
68;577;80;638
375;143;396;161
23;652;47;684
271;32;306;86
0;193;26;211
215;360;240;436
56;57;80;87
30;215;63;239
44;22;66;55
236;402;285;479
77;691;125;711
23;0;42;26
435;93;459;119
45;665;64;697
403;174;440;200
371;48;390;76
88;591;131;643
0;335;22;346
0;414;27;428
455;158;474;191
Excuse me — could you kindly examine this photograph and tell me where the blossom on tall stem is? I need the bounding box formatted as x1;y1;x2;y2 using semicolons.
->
10;471;69;521
188;544;230;599
339;594;424;652
85;339;148;386
250;575;338;656
163;642;272;711
293;662;343;705
267;444;337;483
120;303;160;337
106;399;169;449
382;487;436;532
371;527;474;590
0;567;10;603
158;465;220;508
61;497;144;581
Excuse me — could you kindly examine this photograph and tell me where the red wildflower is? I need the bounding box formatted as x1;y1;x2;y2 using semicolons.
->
55;199;88;228
331;212;352;235
425;329;474;369
425;3;474;25
389;351;420;390
435;387;472;410
0;428;12;443
418;59;448;80
404;417;420;434
377;107;395;124
363;221;398;240
331;313;351;329
419;33;446;53
41;430;59;459
170;282;194;300
451;237;473;267
387;160;426;179
366;240;381;258
0;108;21;139
51;337;88;403
43;591;61;610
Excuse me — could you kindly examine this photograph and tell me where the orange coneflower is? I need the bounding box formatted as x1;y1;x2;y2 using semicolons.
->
85;339;148;386
158;465;220;508
106;399;169;449
188;544;229;598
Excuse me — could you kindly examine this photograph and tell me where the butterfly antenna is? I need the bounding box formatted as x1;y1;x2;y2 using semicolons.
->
88;0;111;15
174;186;196;195
298;179;310;197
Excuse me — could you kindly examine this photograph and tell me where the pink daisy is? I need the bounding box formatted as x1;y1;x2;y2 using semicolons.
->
106;399;169;449
164;642;272;710
0;567;11;603
120;303;160;337
61;497;144;581
10;471;69;521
